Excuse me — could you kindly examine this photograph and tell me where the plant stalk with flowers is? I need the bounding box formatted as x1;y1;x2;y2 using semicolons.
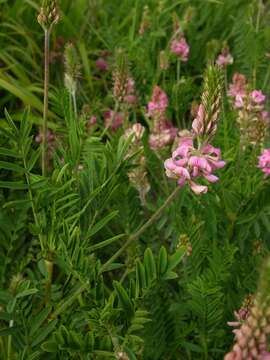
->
165;65;225;194
224;258;270;360
228;73;269;149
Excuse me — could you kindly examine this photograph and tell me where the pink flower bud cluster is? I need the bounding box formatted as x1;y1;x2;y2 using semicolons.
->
124;78;137;105
164;137;225;194
149;120;178;150
224;299;270;360
258;149;270;177
86;116;97;131
228;73;269;147
147;86;177;150
104;110;123;131
170;34;190;62
96;58;108;72
216;48;234;68
147;85;169;118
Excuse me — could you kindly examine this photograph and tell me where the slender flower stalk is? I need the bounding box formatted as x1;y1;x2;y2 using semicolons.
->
99;186;180;273
38;0;60;176
42;29;50;176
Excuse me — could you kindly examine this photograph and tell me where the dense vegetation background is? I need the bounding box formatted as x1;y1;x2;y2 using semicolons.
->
1;0;270;359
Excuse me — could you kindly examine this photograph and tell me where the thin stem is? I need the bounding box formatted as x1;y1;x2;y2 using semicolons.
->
100;186;181;273
42;28;50;177
177;59;181;82
7;319;13;360
72;90;78;119
44;259;54;304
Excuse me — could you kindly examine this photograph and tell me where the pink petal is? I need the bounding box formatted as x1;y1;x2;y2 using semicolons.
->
190;181;208;194
204;174;219;183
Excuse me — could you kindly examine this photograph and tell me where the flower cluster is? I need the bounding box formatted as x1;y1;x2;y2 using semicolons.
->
258;149;270;177
225;299;270;360
147;86;177;150
225;260;270;360
113;52;136;108
170;33;190;62
164;136;225;194
104;110;123;131
228;73;269;148
96;58;108;72
37;0;60;30
147;85;168;118
216;47;233;68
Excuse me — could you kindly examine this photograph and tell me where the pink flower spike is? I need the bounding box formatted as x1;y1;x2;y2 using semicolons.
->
170;35;190;62
147;86;168;117
258;149;270;177
251;90;266;104
190;181;208;194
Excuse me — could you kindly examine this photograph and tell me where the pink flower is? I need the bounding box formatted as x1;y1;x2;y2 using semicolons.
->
258;149;270;177
261;111;269;122
104;110;123;131
86;116;97;129
164;138;225;195
170;35;190;62
96;58;108;72
234;94;245;109
228;73;247;98
216;49;233;68
123;78;137;105
251;90;266;104
125;123;145;142
147;86;168;117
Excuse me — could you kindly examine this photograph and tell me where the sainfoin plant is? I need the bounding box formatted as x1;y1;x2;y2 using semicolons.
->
1;0;270;359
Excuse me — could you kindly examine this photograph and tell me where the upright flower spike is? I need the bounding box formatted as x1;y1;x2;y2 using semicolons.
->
113;50;134;105
224;257;270;359
147;86;177;150
228;74;269;148
37;0;60;31
192;65;224;142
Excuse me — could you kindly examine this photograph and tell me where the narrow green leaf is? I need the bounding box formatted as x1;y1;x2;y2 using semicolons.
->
167;245;187;272
31;319;58;347
158;246;168;276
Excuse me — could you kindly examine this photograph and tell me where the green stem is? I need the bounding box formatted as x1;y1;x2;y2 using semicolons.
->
72;90;78;119
44;259;54;304
100;186;181;273
42;28;50;177
177;59;181;82
7;319;13;360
